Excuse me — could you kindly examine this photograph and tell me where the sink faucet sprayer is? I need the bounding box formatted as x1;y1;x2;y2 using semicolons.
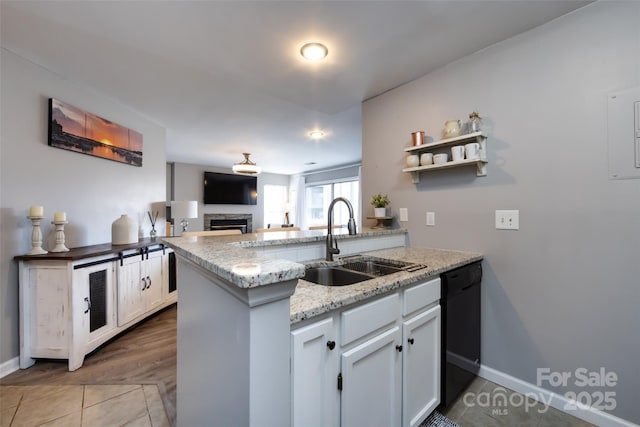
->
326;197;357;261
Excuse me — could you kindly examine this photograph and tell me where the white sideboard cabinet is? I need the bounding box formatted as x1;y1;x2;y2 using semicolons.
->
16;240;176;371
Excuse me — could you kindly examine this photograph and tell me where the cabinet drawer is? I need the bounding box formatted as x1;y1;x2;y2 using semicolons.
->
341;293;399;346
402;278;440;316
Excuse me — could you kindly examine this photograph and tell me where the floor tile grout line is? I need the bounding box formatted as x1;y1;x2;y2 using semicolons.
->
81;385;86;427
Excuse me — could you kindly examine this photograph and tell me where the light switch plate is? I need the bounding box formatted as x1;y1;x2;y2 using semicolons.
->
399;208;408;222
495;210;519;230
426;212;435;226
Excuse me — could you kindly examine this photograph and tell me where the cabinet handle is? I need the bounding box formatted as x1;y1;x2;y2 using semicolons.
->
326;340;336;350
141;277;147;291
146;276;151;288
84;297;91;314
408;338;415;345
396;345;403;353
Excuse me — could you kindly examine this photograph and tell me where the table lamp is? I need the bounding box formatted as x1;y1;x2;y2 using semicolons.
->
171;201;198;236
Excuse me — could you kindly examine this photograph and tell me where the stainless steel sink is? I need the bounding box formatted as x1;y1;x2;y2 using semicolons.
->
304;266;372;286
341;260;404;276
304;256;427;286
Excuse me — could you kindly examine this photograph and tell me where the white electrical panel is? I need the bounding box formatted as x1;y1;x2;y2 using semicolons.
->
608;86;640;179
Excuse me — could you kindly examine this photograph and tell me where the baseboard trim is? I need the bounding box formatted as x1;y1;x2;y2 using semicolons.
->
478;364;638;427
0;357;20;379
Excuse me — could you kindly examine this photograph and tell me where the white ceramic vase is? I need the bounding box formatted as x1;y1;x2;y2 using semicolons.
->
374;207;387;218
112;214;138;245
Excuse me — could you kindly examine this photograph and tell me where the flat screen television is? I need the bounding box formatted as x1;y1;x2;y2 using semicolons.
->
203;172;258;205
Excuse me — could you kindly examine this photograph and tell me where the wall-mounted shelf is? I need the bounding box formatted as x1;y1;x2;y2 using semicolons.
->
402;131;488;183
366;216;393;229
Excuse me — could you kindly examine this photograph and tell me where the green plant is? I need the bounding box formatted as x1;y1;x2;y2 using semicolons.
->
371;194;390;208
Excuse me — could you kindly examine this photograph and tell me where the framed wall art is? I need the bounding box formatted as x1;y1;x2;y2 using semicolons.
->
48;98;143;167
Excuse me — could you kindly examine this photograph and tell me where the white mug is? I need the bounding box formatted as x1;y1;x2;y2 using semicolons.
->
420;153;433;166
406;154;420;168
451;145;465;161
465;143;480;160
433;153;448;165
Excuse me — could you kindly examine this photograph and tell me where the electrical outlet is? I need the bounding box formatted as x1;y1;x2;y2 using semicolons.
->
426;212;435;226
495;210;519;230
399;208;408;222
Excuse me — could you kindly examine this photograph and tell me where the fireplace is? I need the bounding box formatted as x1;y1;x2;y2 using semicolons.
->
203;213;253;233
210;219;248;234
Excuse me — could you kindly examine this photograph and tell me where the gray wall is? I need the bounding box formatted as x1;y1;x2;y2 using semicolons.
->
362;2;639;423
172;162;289;231
0;49;167;365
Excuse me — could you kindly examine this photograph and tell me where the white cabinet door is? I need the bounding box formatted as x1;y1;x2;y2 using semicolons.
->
143;251;164;311
402;305;441;427
117;256;144;326
73;262;116;348
291;317;339;427
117;250;167;326
341;326;402;427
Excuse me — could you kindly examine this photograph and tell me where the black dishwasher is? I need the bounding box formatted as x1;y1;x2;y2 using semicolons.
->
440;261;482;407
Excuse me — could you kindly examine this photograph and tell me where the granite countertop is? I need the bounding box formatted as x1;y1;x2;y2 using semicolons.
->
162;229;482;322
290;247;483;323
162;228;407;288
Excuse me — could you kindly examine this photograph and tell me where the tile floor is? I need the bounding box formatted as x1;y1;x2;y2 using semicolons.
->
0;384;169;427
0;376;599;427
441;377;599;427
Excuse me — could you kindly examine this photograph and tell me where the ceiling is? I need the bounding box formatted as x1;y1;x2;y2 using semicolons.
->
1;1;590;175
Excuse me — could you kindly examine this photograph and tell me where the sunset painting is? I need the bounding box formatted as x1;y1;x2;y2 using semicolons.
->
48;98;143;167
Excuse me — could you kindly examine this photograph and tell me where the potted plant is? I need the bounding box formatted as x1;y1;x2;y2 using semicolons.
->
371;194;390;218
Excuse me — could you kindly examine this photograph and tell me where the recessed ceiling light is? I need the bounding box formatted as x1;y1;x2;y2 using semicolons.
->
300;42;328;61
309;130;325;139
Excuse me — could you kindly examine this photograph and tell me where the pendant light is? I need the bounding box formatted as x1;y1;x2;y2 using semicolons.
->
232;153;262;175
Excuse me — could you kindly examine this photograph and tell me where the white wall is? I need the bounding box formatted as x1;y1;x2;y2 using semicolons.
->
172;162;289;231
362;2;639;423
0;49;167;364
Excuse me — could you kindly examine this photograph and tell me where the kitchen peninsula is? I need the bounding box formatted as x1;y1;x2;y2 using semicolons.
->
163;229;482;427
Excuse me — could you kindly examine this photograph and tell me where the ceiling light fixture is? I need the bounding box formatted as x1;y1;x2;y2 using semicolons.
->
300;42;328;61
309;130;325;139
232;153;262;175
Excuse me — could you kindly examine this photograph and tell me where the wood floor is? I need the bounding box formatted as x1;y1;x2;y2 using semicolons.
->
0;305;177;427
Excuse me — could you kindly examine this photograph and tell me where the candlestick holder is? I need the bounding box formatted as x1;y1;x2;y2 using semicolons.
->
50;220;69;252
27;215;48;255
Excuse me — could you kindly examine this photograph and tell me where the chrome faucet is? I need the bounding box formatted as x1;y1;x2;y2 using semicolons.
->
326;197;357;261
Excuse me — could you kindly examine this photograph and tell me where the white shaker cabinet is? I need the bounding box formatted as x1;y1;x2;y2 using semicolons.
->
290;277;441;427
402;305;441;427
290;317;339;427
341;326;403;427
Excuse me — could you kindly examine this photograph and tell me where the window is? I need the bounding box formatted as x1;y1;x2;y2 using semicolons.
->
305;179;359;228
263;184;288;228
